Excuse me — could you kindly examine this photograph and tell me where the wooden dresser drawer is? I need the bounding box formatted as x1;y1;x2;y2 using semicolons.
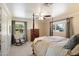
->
31;29;39;41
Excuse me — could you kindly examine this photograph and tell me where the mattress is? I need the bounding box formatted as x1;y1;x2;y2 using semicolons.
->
32;36;69;56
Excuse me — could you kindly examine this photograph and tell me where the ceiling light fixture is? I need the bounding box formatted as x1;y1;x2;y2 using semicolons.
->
34;3;53;20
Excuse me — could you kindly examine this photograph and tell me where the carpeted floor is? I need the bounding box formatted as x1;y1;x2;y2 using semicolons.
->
8;42;33;56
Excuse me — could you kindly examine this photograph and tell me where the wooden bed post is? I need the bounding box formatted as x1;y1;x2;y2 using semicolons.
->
33;13;35;30
31;13;39;41
31;13;39;55
52;18;53;36
50;18;53;36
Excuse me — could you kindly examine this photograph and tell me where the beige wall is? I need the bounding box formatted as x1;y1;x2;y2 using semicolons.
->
72;13;79;35
43;19;51;36
53;32;66;37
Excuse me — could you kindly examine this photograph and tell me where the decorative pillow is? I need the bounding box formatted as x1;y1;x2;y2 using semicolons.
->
64;34;79;50
70;44;79;55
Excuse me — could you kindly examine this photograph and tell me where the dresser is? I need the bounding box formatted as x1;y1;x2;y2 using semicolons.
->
31;29;39;41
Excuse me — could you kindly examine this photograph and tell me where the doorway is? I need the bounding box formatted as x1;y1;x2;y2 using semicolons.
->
11;21;27;46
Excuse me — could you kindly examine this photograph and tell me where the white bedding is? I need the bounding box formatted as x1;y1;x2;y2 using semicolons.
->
32;36;69;56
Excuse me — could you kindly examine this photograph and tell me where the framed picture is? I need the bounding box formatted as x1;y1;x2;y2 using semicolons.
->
53;20;66;32
55;23;65;32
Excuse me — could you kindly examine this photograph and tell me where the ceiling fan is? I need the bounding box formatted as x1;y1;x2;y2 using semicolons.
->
43;3;53;7
33;3;53;20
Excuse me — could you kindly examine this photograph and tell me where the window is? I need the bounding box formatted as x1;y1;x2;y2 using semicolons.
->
53;20;66;32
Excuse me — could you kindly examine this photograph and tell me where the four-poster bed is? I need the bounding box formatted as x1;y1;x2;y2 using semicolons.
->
32;17;79;56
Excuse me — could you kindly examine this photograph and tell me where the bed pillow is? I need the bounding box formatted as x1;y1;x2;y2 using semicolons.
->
64;34;79;50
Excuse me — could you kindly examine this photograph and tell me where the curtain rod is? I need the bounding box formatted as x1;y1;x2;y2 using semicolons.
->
50;17;73;23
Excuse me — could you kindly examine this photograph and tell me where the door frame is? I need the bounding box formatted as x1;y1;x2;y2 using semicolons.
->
11;20;27;44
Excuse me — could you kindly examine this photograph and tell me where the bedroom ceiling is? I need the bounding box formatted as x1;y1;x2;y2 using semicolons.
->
6;3;79;19
6;3;40;19
6;3;53;19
